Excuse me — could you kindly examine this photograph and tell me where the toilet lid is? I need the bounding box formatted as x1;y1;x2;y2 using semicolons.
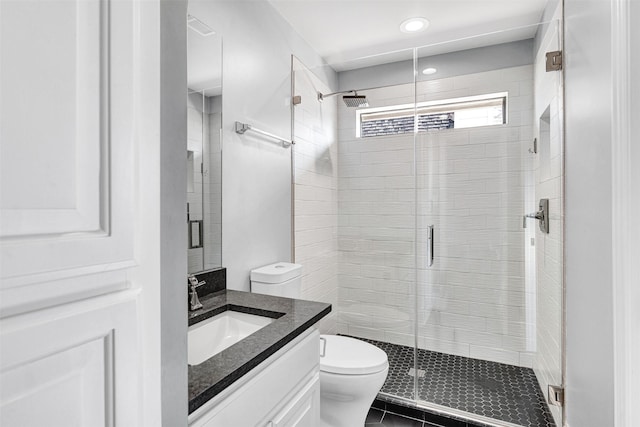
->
319;335;388;375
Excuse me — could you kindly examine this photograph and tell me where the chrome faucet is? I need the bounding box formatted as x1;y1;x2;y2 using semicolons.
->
188;275;206;311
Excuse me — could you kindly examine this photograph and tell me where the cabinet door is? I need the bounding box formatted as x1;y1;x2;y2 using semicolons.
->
189;330;320;427
269;374;320;427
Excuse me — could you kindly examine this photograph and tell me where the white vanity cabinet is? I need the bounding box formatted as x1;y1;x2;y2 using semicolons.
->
189;328;321;427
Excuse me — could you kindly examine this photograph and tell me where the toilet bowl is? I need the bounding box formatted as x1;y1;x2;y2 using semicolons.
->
250;263;389;427
319;334;388;427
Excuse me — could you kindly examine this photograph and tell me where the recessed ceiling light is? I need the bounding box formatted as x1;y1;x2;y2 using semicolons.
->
400;17;429;33
422;67;437;75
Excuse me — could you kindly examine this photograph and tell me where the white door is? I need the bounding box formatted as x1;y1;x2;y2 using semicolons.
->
0;0;174;425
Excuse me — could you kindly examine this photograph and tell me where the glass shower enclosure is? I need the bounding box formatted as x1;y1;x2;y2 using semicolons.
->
292;18;564;427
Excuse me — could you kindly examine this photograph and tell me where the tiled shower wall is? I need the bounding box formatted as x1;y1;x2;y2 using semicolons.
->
337;65;536;367
293;60;339;334
187;92;222;273
204;95;222;270
187;92;205;273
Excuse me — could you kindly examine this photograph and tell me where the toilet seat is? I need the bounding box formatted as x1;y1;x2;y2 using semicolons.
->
319;335;388;375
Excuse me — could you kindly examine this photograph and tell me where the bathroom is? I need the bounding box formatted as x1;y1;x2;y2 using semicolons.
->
0;1;638;427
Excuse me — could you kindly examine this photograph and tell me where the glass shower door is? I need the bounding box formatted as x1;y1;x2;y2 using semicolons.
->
291;51;421;402
414;20;564;427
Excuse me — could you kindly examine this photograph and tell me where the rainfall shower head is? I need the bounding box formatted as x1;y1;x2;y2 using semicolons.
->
342;94;369;108
318;90;369;108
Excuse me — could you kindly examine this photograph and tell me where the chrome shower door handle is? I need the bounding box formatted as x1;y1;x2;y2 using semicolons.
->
426;225;434;267
523;212;543;227
523;198;550;233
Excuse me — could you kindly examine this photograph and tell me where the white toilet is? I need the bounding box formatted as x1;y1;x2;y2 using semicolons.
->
317;334;388;427
250;262;303;299
250;262;389;427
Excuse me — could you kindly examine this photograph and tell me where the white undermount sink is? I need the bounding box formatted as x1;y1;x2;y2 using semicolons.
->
188;310;275;365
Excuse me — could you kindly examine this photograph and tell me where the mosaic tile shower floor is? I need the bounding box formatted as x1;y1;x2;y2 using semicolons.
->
349;336;556;427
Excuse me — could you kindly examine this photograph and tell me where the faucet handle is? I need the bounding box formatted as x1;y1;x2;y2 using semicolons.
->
188;275;206;311
188;275;206;288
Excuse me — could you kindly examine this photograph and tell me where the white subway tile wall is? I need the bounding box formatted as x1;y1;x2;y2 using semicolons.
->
293;60;339;334
204;99;222;271
187;92;205;273
337;65;536;367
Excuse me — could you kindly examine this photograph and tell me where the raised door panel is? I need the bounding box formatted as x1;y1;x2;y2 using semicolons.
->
0;0;137;316
0;291;139;426
0;0;105;237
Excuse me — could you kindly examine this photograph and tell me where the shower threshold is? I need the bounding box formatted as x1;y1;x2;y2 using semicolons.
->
374;394;524;427
349;336;556;427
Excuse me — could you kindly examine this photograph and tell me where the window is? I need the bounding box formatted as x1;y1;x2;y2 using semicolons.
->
356;92;507;138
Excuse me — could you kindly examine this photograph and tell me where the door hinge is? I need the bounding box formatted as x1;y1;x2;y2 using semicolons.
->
548;385;564;407
546;51;562;71
292;95;302;105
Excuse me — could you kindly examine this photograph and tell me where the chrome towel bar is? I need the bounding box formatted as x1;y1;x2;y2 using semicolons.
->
235;121;294;148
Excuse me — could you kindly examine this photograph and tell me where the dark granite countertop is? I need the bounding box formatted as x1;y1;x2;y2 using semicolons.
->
188;290;331;414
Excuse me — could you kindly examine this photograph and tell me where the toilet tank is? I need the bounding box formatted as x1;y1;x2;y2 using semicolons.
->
250;262;302;299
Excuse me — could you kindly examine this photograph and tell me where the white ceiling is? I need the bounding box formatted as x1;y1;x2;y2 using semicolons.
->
268;0;549;71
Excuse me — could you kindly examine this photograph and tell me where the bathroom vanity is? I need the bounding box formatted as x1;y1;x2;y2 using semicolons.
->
187;289;331;426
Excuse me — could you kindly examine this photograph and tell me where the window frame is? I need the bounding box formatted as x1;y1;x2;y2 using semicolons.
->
355;91;509;138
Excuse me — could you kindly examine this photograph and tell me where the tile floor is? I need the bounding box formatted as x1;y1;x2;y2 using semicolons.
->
352;336;556;427
367;399;481;427
366;407;425;427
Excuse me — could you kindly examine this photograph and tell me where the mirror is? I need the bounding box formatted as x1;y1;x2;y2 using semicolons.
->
186;13;222;273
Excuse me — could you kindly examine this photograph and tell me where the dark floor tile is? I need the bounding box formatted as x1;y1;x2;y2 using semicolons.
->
386;403;426;421
372;399;387;411
380;412;423;427
366;408;385;423
421;410;466;427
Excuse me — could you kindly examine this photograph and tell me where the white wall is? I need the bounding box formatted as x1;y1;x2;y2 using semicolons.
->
564;1;640;426
564;0;614;425
158;1;189;425
337;65;536;367
624;4;640;424
292;58;339;333
624;3;640;424
188;0;336;291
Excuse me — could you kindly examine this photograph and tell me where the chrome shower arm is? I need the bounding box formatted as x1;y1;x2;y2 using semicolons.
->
317;89;355;101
